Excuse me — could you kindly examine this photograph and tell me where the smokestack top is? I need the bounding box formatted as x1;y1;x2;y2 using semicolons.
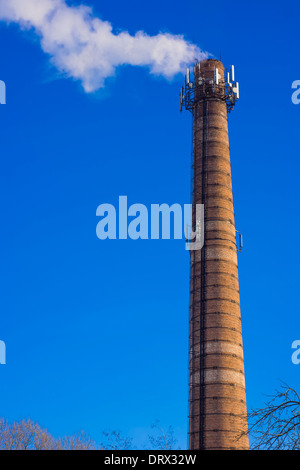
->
199;58;224;68
196;59;225;81
181;59;239;114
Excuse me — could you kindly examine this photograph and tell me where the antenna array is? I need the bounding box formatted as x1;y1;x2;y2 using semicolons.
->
180;63;239;114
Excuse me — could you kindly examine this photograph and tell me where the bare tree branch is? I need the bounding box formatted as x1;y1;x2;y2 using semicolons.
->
240;383;300;450
147;421;178;450
100;430;133;450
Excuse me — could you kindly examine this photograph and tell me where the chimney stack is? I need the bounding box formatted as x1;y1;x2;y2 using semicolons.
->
181;59;249;450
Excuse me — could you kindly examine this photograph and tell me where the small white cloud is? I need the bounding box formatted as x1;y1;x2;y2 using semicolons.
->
0;0;207;92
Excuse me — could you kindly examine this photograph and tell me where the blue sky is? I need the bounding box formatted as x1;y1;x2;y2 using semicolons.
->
0;0;299;449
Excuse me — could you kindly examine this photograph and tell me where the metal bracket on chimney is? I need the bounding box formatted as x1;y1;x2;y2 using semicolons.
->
236;230;243;252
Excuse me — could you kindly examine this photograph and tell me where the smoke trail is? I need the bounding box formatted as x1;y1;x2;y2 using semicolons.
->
0;0;207;92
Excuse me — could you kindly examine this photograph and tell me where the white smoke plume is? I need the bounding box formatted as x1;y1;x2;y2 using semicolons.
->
0;0;207;92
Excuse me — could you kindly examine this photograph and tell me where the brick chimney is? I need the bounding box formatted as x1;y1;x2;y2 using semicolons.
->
182;59;249;450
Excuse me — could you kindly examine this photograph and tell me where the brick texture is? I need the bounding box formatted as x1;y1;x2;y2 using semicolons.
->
189;59;249;450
